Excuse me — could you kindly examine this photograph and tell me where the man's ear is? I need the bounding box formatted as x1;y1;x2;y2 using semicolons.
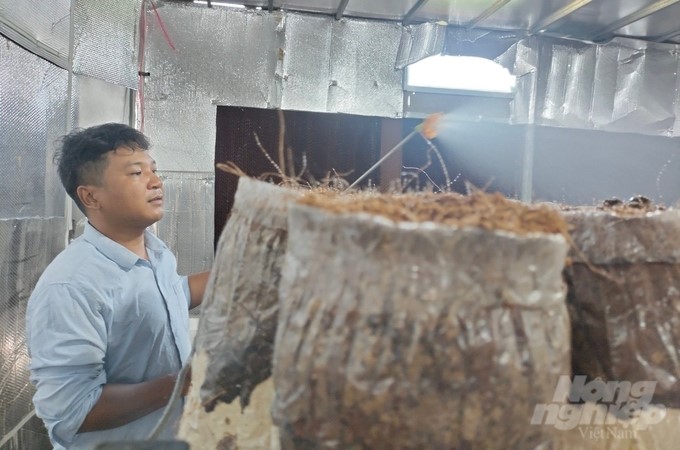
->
77;185;100;210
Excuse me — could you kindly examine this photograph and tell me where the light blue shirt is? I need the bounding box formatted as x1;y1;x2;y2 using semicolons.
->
26;222;192;449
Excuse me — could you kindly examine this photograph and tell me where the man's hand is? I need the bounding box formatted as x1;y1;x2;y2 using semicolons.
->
178;365;192;397
188;271;210;309
78;371;184;433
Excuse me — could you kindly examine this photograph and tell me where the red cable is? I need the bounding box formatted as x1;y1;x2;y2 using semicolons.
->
150;0;177;51
137;0;147;132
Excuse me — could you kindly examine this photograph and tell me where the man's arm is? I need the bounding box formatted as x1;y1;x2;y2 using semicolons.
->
188;271;210;309
79;371;189;432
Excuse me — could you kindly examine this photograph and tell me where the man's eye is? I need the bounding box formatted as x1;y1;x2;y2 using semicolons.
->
130;171;142;176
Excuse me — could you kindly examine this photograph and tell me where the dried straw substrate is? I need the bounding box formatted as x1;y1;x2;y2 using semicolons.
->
565;195;665;216
298;190;570;237
563;207;680;407
272;196;571;449
179;177;300;448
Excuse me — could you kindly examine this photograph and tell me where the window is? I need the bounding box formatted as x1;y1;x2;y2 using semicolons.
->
405;55;516;95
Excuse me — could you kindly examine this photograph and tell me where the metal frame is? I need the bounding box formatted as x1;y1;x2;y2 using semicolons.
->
466;0;513;30
529;0;592;35
592;0;680;41
195;0;680;44
335;0;350;20
653;28;680;42
403;0;430;26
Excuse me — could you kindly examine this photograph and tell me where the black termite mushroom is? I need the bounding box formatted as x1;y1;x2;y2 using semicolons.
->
602;198;623;208
627;195;652;209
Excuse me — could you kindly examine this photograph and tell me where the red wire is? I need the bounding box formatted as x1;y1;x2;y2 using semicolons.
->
151;0;177;51
137;0;147;132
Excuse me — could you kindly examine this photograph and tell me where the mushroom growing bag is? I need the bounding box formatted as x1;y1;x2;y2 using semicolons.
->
180;177;300;449
564;206;680;407
272;193;571;449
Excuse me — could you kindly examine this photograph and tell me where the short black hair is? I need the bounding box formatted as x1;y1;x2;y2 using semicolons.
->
54;123;150;214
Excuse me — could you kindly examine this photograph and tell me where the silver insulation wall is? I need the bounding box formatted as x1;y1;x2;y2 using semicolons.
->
141;2;680;274
0;0;70;67
396;22;680;137
0;40;71;219
157;171;215;276
1;0;211;307
396;22;517;69
498;36;680;137
144;3;404;173
0;219;64;450
0;36;69;449
143;2;404;277
0;0;141;88
1;3;139;446
72;0;142;89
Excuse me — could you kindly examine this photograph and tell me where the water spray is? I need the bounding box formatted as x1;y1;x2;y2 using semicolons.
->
346;112;443;191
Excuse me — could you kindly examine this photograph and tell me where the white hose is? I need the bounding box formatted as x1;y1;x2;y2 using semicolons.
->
0;408;36;449
146;356;193;441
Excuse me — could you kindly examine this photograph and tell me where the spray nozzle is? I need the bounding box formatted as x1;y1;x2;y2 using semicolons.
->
415;112;443;140
346;112;444;190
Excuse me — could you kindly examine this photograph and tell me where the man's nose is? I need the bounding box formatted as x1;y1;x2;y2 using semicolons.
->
150;171;163;189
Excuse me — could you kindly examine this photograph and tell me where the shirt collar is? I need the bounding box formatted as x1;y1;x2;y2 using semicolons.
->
83;222;167;270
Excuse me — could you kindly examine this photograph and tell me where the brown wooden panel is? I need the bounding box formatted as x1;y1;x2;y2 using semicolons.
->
214;107;383;247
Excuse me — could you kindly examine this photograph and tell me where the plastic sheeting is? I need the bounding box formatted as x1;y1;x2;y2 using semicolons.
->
273;203;570;449
499;36;680;137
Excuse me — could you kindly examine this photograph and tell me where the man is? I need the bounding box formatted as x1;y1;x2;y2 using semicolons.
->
26;123;210;449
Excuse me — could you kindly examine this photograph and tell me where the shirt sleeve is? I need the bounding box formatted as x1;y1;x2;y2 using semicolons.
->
26;283;108;447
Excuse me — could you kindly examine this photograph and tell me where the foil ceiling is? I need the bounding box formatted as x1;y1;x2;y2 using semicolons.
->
179;0;680;45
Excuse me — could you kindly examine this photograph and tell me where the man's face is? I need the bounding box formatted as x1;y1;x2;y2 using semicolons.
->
93;147;164;229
